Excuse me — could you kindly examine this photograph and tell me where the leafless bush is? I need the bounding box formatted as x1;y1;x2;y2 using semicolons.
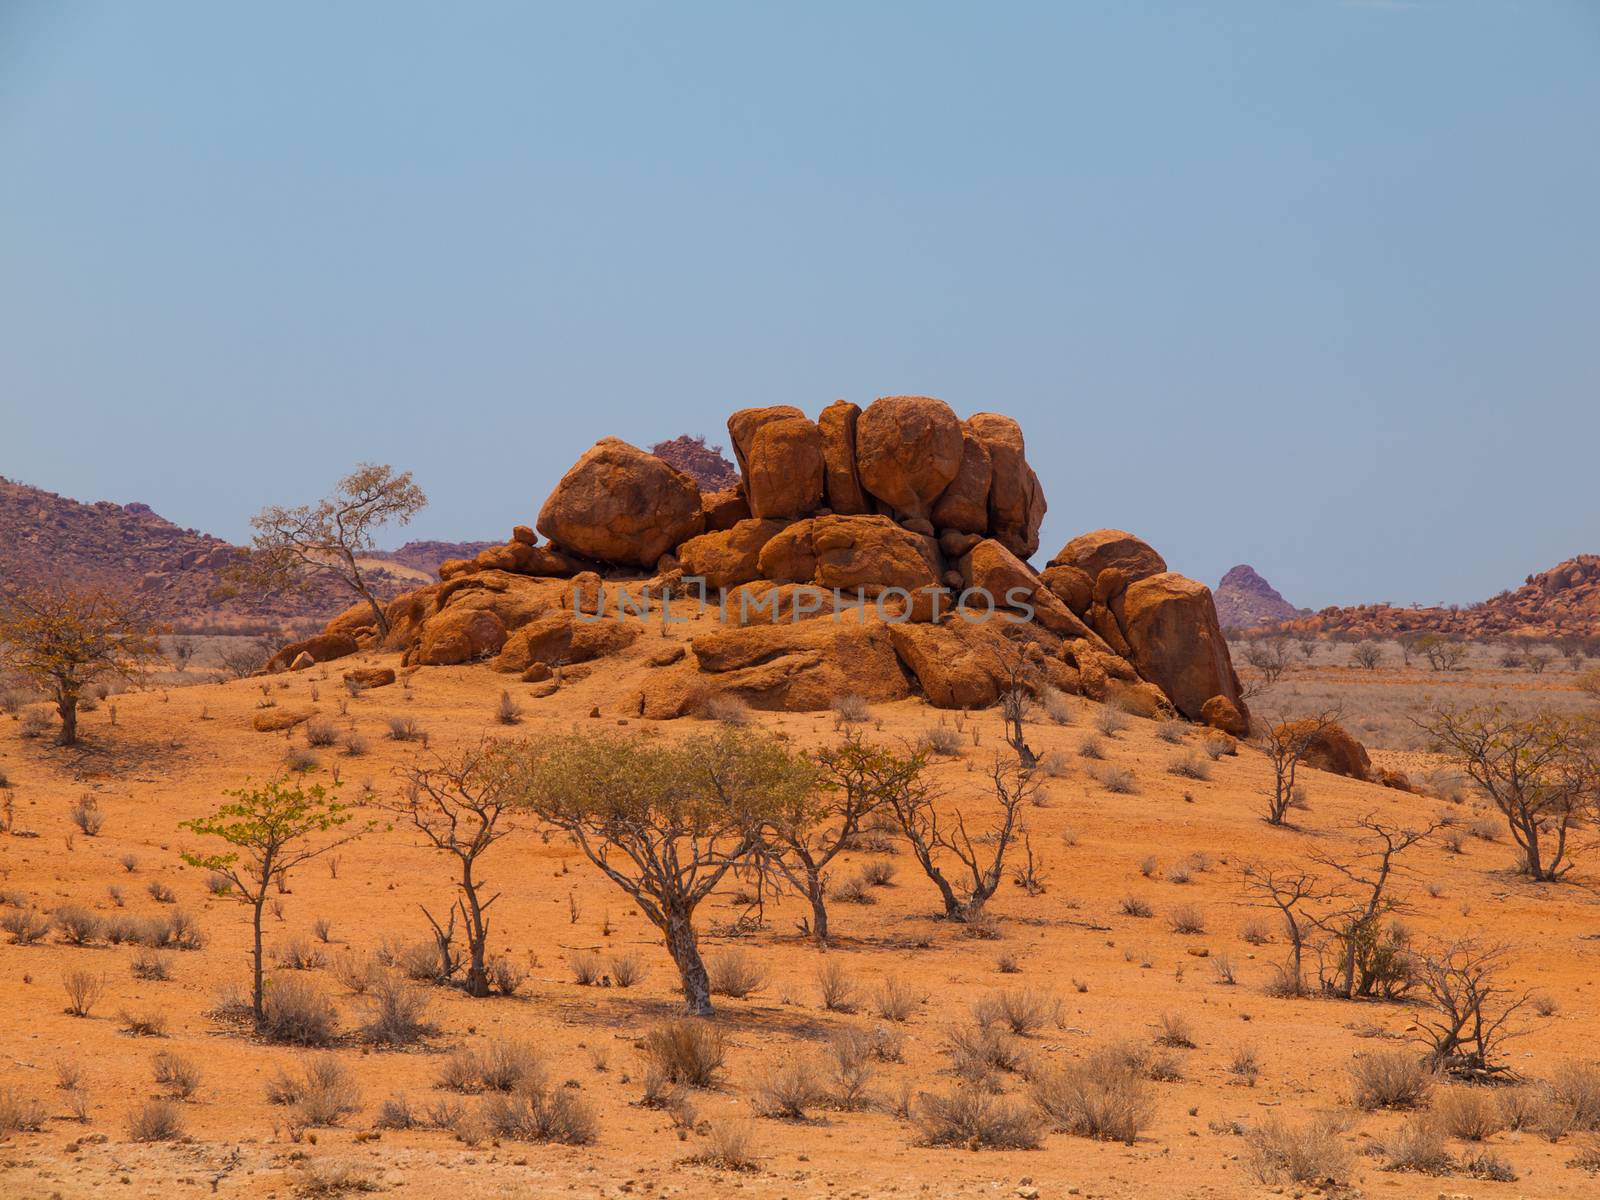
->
1093;765;1138;794
0;1089;47;1136
1093;705;1129;737
947;1023;1028;1086
127;1098;185;1141
481;1081;598;1144
386;715;423;741
152;1050;203;1100
639;1020;727;1088
707;949;767;998
971;988;1060;1035
751;1057;824;1120
915;1086;1042;1148
568;949;603;986
1167;904;1205;934
704;694;751;725
55;905;103;946
1042;687;1072;725
260;975;340;1045
62;970;104;1017
1379;1113;1453;1174
831;694;870;725
1245;1115;1352;1185
147;879;176;904
873;975;923;1022
1155;1012;1195;1048
1548;1059;1600;1130
1155;718;1188;744
342;731;369;757
2;907;52;944
918;724;963;756
1433;1086;1505;1141
118;1007;169;1037
488;956;526;996
1119;895;1153;918
831;875;874;905
274;938;328;971
304;719;339;747
1167;752;1210;781
1349;1050;1435;1110
860;859;896;887
1077;734;1105;759
1031;1044;1154;1144
606;951;646;988
361;974;433;1046
283;1057;362;1128
816;960;859;1012
694;1119;758;1169
69;796;104;836
494;689;523;726
1228;1043;1260;1085
375;1094;418;1130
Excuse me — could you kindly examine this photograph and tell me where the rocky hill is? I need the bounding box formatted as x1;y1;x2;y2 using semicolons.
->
367;540;499;578
1215;564;1301;630
0;476;417;628
649;434;739;492
278;396;1252;738
1272;554;1600;642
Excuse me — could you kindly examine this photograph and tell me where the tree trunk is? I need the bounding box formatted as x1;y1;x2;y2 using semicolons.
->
363;591;391;638
251;893;267;1023
665;909;713;1016
808;879;829;946
56;692;79;747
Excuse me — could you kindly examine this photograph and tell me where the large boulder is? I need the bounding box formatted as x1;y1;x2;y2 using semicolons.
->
414;607;508;666
810;515;941;597
676;519;787;590
957;538;1102;643
756;518;817;584
727;405;806;484
492;611;639;674
854;396;964;520
267;632;359;672
816;400;870;515
1040;564;1093;615
1282;721;1373;781
689;621;911;711
1050;529;1167;584
888;619;1013;709
468;540;582;578
743;416;825;519
966;413;1046;560
1201;695;1249;738
930;426;993;534
700;487;751;532
1116;572;1245;722
536;437;704;568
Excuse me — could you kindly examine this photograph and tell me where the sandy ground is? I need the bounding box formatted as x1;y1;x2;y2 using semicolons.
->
3;617;1599;1199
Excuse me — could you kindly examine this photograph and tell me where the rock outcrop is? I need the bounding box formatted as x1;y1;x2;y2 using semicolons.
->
282;396;1250;734
1214;564;1300;631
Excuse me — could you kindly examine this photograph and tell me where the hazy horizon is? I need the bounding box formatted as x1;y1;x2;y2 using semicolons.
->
4;1;1597;610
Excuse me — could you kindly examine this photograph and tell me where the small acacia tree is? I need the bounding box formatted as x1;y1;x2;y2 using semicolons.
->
378;743;516;996
237;463;425;638
1350;642;1382;671
889;753;1035;922
1413;940;1530;1079
180;775;367;1024
1239;863;1331;996
0;587;159;746
507;727;813;1015
1417;705;1598;882
1257;708;1343;826
765;733;903;945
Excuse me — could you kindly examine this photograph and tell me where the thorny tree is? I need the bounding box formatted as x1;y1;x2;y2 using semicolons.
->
888;753;1035;922
379;742;517;996
1257;707;1344;826
1307;815;1437;1000
507;728;813;1015
180;775;368;1025
765;734;909;945
238;463;425;638
0;586;160;746
1413;940;1531;1079
982;635;1045;769
1417;705;1599;882
1238;862;1333;996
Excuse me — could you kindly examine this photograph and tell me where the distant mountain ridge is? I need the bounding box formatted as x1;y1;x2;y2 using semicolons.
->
0;476;435;627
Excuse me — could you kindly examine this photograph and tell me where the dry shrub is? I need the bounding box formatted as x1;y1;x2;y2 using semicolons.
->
1167;904;1205;934
361;974;433;1046
1042;687;1072;725
1154;1012;1194;1048
1239;918;1273;945
269;1057;361;1127
1349;1050;1435;1110
437;1039;540;1094
1228;1043;1261;1085
118;1008;168;1037
823;1029;876;1110
284;746;320;773
872;975;922;1023
127;1098;185;1142
294;1159;380;1197
914;1086;1042;1149
1077;734;1105;760
1433;1086;1505;1141
1118;895;1153;918
1155;719;1188;744
608;951;646;988
640;1020;726;1088
387;715;423;741
567;949;603;986
1569;1138;1600;1173
274;938;327;971
1167;752;1210;780
2;907;52;944
261;975;340;1046
751;1057;824;1120
152;1050;202;1100
704;694;751;725
918;725;963;756
971;988;1060;1036
831;694;870;724
375;1094;418;1130
707;949;767;998
1093;705;1129;736
304;719;338;747
488;956;526;996
947;1023;1028;1085
1245;1115;1352;1185
69;796;105;836
0;1089;47;1136
481;1081;598;1145
1548;1059;1600;1130
695;1119;758;1170
62;969;104;1017
860;859;896;887
1380;1113;1454;1174
1031;1044;1154;1144
831;875;873;905
1093;765;1138;794
330;952;377;994
816;960;859;1012
55;905;103;946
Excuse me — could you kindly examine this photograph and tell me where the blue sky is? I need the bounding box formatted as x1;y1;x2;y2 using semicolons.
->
2;1;1596;608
